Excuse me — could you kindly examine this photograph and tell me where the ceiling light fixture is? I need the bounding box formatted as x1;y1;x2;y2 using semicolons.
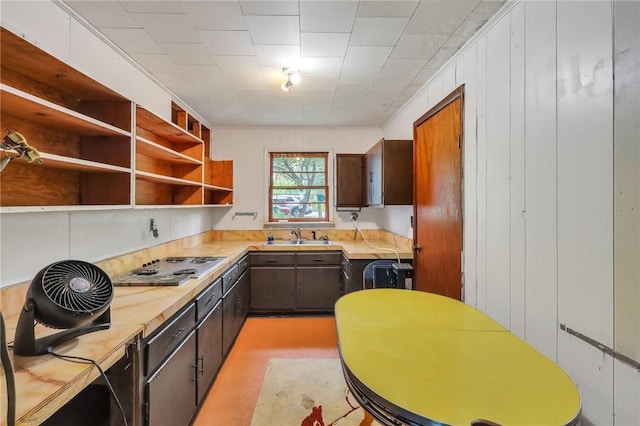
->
281;67;300;92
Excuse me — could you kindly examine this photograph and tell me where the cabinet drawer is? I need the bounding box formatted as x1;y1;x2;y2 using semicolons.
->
222;264;239;295
237;255;250;275
145;303;196;376
297;252;341;265
195;278;222;322
250;252;296;266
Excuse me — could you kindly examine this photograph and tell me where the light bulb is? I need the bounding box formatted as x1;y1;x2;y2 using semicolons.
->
290;72;301;85
281;80;292;91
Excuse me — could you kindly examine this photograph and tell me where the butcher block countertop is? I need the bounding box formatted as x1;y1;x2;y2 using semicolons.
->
0;231;412;426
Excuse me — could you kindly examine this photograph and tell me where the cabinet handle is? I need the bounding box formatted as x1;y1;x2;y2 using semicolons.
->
265;259;278;264
192;363;198;382
312;258;325;262
198;355;204;375
171;327;185;340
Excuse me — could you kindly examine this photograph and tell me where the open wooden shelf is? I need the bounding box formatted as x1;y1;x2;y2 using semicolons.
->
1;26;233;210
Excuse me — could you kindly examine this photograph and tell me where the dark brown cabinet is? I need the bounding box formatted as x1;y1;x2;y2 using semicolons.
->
195;301;223;404
250;251;342;312
335;154;365;208
222;256;250;356
365;139;413;206
146;330;197;426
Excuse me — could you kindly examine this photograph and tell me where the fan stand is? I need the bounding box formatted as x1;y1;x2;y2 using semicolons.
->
13;299;111;356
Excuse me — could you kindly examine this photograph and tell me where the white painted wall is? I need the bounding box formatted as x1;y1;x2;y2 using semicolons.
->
209;127;385;231
382;1;639;424
0;2;215;288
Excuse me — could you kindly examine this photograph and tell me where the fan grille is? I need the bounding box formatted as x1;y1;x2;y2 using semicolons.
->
42;261;113;313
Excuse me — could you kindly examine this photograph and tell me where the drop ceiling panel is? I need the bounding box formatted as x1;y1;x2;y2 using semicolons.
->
181;1;247;31
405;0;480;35
356;1;420;18
214;55;266;89
255;44;301;67
333;84;370;106
391;34;449;59
301;33;350;58
301;57;344;78
66;1;140;28
160;43;216;65
376;58;427;86
100;28;164;54
300;1;358;33
443;20;486;49
130;53;182;73
302;75;339;91
132;13;201;43
245;15;300;45
349;17;409;46
468;0;506;20
200;31;255;56
120;1;183;14
240;1;299;16
340;46;394;84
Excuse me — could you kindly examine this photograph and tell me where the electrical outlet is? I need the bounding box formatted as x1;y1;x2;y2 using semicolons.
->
149;218;155;231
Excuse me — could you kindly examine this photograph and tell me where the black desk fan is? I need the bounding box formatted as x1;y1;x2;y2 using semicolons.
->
13;260;114;356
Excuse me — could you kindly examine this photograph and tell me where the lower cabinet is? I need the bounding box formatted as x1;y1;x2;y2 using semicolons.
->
146;330;197;426
342;254;413;293
250;251;342;313
196;301;223;404
222;257;250;356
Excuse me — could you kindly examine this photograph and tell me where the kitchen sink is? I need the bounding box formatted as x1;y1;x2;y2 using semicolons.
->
262;239;333;246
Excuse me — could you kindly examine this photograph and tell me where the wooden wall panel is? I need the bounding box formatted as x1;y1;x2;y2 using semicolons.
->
556;0;614;347
462;46;478;307
524;0;558;361
509;2;526;339
475;35;488;313
485;16;512;329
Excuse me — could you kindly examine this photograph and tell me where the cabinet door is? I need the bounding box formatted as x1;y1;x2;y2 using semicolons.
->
146;331;197;426
196;302;223;404
250;267;296;311
365;141;383;206
222;283;238;356
335;154;365;208
382;139;413;205
237;269;250;323
296;266;342;310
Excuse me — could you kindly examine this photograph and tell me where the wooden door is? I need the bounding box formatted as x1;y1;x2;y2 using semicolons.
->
413;87;463;300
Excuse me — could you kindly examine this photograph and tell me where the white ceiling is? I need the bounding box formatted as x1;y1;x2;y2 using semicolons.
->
63;0;505;128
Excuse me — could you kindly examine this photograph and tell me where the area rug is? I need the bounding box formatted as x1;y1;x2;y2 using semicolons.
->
250;358;381;426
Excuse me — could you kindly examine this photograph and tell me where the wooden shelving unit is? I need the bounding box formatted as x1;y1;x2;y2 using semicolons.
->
0;27;234;211
0;27;132;209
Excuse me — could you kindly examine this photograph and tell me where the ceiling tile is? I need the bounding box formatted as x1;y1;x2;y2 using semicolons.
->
391;33;448;59
245;16;300;45
240;1;299;16
132;14;200;43
159;43;216;65
376;58;427;86
356;1;419;18
426;48;458;67
405;0;480;35
442;20;485;49
255;44;301;67
214;55;266;89
302;75;338;91
350;17;408;46
333;83;370;106
130;53;181;72
301;33;349;57
66;1;140;28
120;1;183;14
300;1;358;33
100;28;164;54
181;1;246;31
340;46;393;84
301;57;344;78
200;31;255;56
468;0;506;21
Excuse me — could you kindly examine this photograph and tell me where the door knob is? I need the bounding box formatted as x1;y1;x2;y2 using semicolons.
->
413;244;422;253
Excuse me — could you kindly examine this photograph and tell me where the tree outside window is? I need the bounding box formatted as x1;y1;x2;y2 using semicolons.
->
269;152;328;222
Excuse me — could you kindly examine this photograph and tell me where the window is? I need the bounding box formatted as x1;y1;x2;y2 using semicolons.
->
269;152;328;222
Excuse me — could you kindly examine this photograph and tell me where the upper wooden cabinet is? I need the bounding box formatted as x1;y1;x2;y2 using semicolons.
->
335;154;365;209
0;27;132;209
0;27;232;211
365;139;413;206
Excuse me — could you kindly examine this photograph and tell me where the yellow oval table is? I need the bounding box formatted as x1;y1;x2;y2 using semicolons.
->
335;289;581;426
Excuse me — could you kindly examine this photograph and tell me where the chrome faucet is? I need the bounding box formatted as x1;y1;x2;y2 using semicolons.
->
291;227;302;242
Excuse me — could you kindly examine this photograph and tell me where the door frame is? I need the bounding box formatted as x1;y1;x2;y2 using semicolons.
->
412;85;465;298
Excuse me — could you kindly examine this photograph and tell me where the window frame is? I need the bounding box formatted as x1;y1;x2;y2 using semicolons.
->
268;152;329;223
